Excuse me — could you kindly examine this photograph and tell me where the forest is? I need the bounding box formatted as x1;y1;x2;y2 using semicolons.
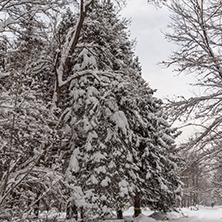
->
0;0;222;221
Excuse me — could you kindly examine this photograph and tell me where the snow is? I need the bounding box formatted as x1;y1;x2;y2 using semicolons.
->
146;171;151;179
92;152;106;162
0;17;16;32
111;111;129;136
119;187;128;197
160;182;169;192
85;142;92;151
135;214;156;222
68;153;79;173
119;180;128;187
88;130;98;140
101;176;110;187
79;48;97;70
123;206;222;222
126;153;133;162
101;195;106;201
87;86;99;97
7;205;222;221
96;166;106;174
171;206;222;222
90;174;98;184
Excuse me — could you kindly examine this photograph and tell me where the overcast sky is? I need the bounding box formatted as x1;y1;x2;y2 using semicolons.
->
121;0;195;100
121;0;198;142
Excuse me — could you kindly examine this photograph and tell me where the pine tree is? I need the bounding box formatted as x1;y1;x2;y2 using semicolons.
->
63;49;139;220
59;1;182;220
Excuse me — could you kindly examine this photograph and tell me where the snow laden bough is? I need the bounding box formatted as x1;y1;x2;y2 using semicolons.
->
61;46;181;220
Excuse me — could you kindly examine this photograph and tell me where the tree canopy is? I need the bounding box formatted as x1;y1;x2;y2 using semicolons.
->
0;0;182;220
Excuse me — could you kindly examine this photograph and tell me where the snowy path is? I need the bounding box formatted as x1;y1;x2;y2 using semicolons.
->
173;206;222;222
124;206;222;222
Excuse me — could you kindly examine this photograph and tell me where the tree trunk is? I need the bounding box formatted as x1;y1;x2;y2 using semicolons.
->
34;188;41;218
117;209;123;219
80;207;84;222
134;193;141;217
66;203;78;220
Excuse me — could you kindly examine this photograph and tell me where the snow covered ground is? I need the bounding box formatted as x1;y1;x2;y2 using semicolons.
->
5;206;221;221
123;206;222;222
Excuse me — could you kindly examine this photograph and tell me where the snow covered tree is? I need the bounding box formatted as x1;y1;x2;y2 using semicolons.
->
57;4;138;220
159;0;222;205
57;1;182;220
0;0;70;105
64;59;181;219
0;1;69;218
0;0;65;33
163;0;222;167
0;64;65;218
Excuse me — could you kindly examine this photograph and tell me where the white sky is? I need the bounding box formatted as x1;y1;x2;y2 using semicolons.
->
121;0;198;142
121;0;195;100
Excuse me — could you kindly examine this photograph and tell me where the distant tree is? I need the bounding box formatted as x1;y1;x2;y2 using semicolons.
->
147;0;167;6
179;150;204;207
211;152;222;205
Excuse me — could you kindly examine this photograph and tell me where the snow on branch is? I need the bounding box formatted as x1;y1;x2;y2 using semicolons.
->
22;177;62;219
60;70;114;87
0;0;65;12
0;162;35;206
53;0;98;106
55;0;95;82
0;17;16;32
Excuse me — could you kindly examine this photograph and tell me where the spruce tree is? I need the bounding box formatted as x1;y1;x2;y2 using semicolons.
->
59;1;182;220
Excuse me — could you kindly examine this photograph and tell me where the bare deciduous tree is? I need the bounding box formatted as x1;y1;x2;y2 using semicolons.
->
164;0;222;156
161;0;222;203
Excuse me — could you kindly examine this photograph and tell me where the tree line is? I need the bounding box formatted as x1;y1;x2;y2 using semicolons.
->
0;0;181;221
1;0;222;221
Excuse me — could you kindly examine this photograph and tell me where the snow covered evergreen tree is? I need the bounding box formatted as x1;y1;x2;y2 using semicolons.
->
58;1;181;220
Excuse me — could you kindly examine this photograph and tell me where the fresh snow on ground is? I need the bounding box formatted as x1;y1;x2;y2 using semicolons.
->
123;206;222;222
171;206;222;222
7;206;221;221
